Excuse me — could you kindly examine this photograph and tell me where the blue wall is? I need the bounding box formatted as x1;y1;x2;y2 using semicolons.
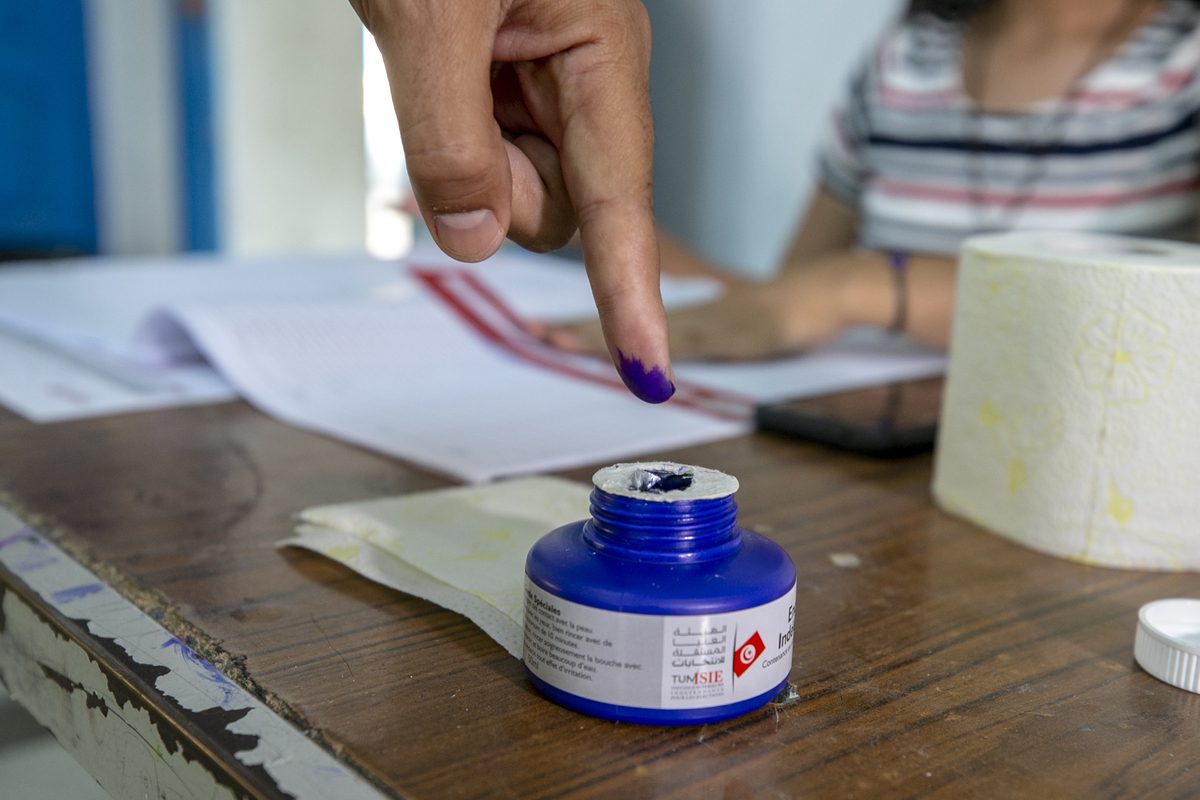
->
645;0;899;276
0;1;97;256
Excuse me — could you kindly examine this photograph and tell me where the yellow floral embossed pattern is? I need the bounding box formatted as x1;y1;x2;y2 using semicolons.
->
1075;308;1176;405
1080;474;1182;568
979;399;1064;497
978;258;1029;331
1106;481;1135;526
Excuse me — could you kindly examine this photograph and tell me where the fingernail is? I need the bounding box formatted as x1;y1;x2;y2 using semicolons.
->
433;209;504;261
617;350;675;404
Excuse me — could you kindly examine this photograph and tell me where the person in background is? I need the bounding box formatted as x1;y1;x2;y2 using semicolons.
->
348;0;677;403
549;0;1200;361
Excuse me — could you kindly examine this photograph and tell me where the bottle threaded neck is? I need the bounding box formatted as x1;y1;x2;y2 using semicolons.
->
583;487;742;564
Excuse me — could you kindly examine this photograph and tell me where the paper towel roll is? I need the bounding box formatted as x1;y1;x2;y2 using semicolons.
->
933;232;1200;571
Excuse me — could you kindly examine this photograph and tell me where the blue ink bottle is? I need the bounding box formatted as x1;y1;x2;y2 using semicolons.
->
523;462;797;725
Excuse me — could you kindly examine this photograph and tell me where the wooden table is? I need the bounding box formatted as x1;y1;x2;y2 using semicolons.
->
1;400;1196;799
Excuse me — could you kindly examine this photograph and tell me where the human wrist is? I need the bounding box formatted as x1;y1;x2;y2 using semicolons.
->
830;250;896;329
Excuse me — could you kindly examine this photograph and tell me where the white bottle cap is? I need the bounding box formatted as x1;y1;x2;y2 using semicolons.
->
1134;599;1200;694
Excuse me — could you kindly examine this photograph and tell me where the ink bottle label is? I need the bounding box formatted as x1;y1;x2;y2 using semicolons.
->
524;579;796;710
524;462;798;723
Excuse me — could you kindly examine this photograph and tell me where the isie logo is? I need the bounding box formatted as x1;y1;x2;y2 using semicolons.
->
673;670;724;685
733;631;766;677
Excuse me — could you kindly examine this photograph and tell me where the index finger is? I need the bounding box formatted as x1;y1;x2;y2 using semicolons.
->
550;6;673;404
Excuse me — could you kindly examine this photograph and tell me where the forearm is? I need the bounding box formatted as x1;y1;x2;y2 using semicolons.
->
779;185;861;266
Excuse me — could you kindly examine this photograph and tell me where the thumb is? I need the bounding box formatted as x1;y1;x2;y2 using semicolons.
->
368;4;511;262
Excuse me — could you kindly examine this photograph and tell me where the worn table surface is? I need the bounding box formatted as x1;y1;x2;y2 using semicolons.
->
1;400;1197;799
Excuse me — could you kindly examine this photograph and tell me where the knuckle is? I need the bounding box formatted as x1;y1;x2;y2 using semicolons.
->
510;196;577;252
574;189;653;232
600;1;652;66
589;276;637;317
516;222;576;254
403;138;503;210
624;2;652;51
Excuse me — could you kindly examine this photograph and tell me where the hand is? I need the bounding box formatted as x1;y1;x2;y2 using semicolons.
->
350;0;672;402
544;266;850;362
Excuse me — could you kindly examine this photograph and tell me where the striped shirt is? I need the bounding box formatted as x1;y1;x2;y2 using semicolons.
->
819;0;1200;255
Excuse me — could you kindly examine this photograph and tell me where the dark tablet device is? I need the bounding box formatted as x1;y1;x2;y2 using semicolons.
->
755;376;944;456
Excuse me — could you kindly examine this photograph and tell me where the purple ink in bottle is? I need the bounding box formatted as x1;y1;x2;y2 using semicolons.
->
523;462;797;725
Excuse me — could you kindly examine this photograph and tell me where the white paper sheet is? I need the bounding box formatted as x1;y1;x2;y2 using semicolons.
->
0;248;945;478
165;297;749;482
675;327;947;403
0;253;423;368
0;330;234;422
284;476;594;658
0;253;415;419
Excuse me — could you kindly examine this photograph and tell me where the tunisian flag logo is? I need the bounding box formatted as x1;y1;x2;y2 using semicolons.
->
734;631;766;677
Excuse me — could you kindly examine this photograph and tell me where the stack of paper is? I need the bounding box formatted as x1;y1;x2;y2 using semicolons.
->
0;331;233;422
286;476;594;657
0;248;946;480
0;254;422;421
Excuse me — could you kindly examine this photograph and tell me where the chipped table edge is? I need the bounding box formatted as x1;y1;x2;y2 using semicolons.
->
0;504;392;800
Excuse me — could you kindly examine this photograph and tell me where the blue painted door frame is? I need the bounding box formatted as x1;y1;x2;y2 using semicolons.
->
0;1;217;258
0;1;97;257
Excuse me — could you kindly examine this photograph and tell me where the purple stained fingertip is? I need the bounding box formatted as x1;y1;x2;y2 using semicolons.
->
617;351;675;404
